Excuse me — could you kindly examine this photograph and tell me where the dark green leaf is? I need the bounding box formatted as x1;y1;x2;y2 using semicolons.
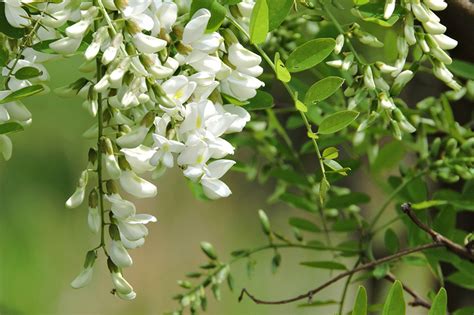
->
245;90;274;110
0;122;24;134
288;217;320;232
0;85;44;104
447;59;474;80
14;67;42;80
384;229;399;254
280;193;317;212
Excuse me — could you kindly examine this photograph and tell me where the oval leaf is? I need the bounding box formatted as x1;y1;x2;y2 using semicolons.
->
268;0;293;31
305;76;344;105
429;288;447;315
352;286;368;315
318;110;359;134
289;217;320;232
245;90;274;110
249;0;269;44
286;38;335;73
0;85;44;104
0;122;24;134
382;280;405;315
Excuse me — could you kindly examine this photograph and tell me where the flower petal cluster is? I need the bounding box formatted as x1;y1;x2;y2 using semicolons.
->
1;0;264;300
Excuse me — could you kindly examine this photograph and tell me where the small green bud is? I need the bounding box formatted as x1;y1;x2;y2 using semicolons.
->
106;180;119;194
258;209;271;235
200;242;218;260
84;250;97;269
445;138;458;157
88;189;99;208
109;224;121;241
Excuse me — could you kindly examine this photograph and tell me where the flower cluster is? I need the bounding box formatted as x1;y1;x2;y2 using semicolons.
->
326;0;459;143
0;24;50;160
0;0;263;300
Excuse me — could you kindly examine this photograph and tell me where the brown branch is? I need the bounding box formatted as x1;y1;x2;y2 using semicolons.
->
401;203;474;263
384;273;431;309
238;242;442;305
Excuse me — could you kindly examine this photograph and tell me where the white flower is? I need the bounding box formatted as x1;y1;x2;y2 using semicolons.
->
116;214;156;241
66;170;88;209
220;71;264;101
109;240;133;268
49;37;82;55
132;32;167;54
116;125;149;148
111;271;134;294
119;170;157;198
121;145;156;173
162;75;197;104
199;160;236;200
88;206;101;233
105;193;137;219
0;135;13;161
151;1;178;34
4;0;31;28
151;134;184;168
70;266;94;289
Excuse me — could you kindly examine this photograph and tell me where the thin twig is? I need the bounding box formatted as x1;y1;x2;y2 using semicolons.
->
401;203;474;263
384;272;431;309
238;242;442;305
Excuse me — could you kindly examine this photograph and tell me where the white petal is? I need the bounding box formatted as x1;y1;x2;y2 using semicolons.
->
206;160;236;179
119;170;157;198
111;271;133;294
109;240;133;268
70;267;93;289
201;176;232;200
66;186;85;209
88;207;101;233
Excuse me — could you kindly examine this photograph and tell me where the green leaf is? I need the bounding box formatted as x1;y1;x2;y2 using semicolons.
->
412;200;448;210
0;85;44;104
326;192;370;208
288;217;320;232
0;122;24;135
384;228;399;254
447;59;474;80
300;261;347;270
382;280;405;315
295;99;308;112
318;110;359;134
305;76;345;104
447;272;474;290
245;90;274;110
322;147;339;160
275;52;291;83
352;3;402;27
373;263;390;279
249;0;269;44
319;178;330;204
332;218;359;232
352;286;368;315
428;288;447;315
190;0;226;32
14;67;43;80
286;38;336;73
372;141;406;173
280;193;317;212
268;0;293;31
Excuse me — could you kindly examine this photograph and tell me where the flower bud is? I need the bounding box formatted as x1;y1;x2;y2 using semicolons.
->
71;251;97;289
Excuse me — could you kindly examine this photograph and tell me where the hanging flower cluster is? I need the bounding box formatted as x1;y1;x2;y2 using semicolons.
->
0;7;50;160
325;0;459;143
1;0;263;300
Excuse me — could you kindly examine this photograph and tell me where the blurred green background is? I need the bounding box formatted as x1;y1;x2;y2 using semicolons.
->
0;55;439;315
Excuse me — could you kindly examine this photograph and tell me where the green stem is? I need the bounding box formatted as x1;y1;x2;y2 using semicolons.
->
93;2;107;253
227;15;332;245
338;258;361;315
368;171;426;231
